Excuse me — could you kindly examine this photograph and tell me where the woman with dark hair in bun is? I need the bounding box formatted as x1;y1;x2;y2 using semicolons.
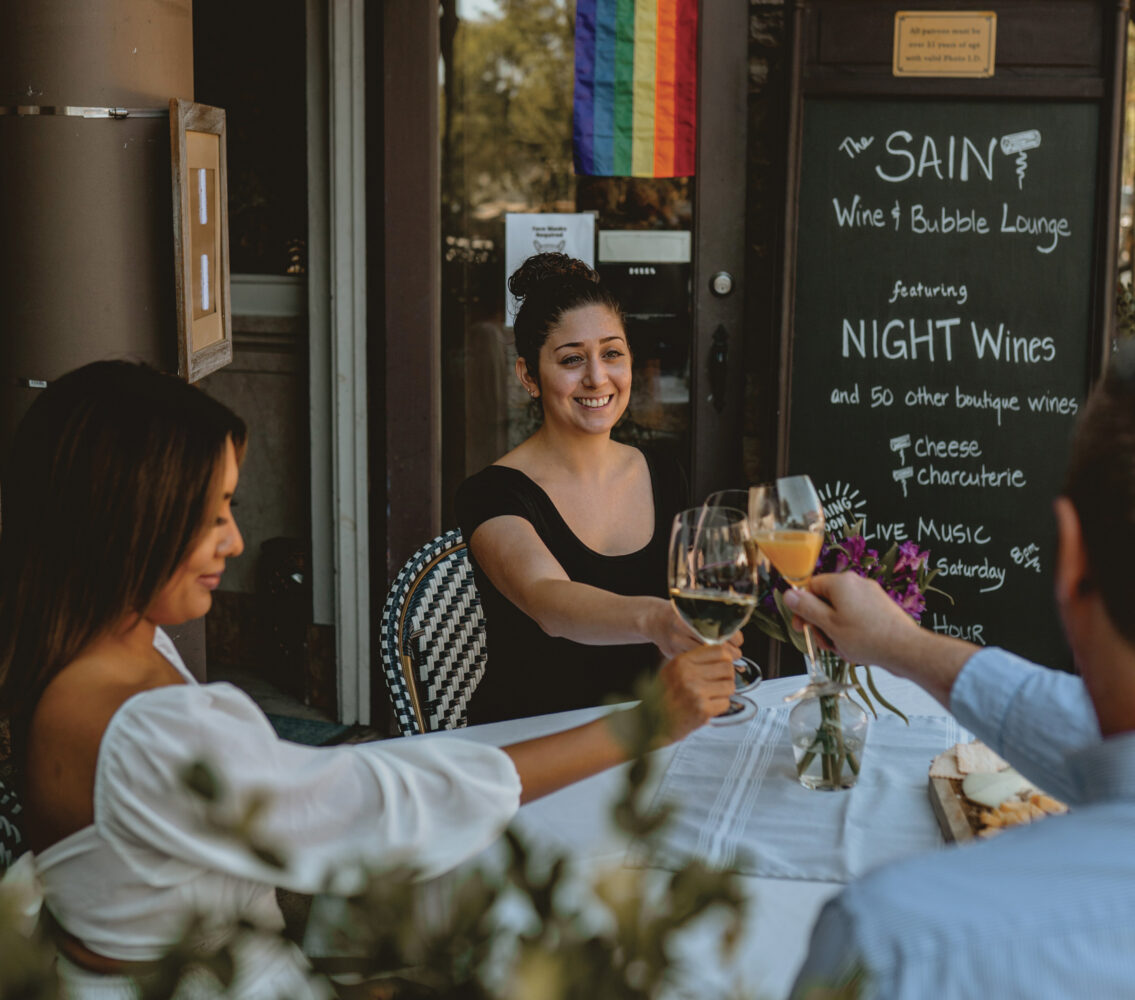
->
457;253;741;724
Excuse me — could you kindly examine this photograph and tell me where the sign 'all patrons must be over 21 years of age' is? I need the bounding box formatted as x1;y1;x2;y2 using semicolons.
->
788;100;1098;669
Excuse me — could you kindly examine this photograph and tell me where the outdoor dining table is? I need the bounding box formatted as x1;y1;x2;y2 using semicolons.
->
306;670;967;999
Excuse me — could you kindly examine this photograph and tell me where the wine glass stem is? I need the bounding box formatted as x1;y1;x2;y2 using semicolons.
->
792;588;822;683
803;623;822;683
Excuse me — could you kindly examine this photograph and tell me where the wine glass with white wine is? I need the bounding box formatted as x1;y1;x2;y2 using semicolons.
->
702;490;765;696
667;506;758;725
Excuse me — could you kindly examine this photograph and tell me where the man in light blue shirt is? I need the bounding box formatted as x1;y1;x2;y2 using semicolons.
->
785;341;1135;999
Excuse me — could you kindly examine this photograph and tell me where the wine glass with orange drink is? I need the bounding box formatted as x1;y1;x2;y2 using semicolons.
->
749;476;826;682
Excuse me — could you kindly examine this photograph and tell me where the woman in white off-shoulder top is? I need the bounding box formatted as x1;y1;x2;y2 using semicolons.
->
0;361;735;999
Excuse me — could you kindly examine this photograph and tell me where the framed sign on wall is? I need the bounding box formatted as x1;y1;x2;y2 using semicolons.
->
170;98;232;382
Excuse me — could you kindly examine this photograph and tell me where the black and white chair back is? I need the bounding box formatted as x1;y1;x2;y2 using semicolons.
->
380;529;488;736
0;778;24;873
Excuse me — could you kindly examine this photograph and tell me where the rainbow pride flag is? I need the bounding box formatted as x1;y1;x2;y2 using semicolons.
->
573;0;698;178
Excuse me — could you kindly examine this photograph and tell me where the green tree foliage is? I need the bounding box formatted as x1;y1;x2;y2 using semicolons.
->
443;0;577;217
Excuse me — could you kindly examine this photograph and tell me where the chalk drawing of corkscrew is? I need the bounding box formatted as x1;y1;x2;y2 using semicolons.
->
1000;129;1042;190
893;466;913;498
890;433;911;466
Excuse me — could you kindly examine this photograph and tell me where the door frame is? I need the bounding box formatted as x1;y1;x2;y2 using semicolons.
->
380;0;442;586
690;0;751;499
308;0;372;724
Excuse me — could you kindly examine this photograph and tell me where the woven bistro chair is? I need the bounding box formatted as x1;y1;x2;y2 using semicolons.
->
380;529;488;736
0;778;24;874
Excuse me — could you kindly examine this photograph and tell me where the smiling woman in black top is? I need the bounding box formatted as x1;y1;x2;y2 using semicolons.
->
456;254;741;724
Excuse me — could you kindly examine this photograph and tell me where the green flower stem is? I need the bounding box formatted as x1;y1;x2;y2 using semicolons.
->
793;653;862;788
797;744;819;776
792;693;846;785
864;666;910;725
820;693;844;785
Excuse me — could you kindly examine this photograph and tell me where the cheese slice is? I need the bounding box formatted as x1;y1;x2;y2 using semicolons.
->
961;768;1035;809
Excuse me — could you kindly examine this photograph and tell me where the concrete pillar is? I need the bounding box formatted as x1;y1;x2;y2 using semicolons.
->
0;0;194;437
0;1;207;678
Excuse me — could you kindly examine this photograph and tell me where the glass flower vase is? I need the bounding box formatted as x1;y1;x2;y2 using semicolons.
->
789;653;869;791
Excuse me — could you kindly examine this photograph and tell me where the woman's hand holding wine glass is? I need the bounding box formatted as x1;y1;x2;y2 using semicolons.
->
667;507;759;725
655;643;745;740
643;596;744;660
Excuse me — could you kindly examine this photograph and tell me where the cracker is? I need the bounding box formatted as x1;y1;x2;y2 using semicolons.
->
956;740;1009;775
928;748;964;779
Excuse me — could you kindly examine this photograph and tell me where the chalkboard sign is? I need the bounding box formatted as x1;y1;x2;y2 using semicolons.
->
786;100;1099;668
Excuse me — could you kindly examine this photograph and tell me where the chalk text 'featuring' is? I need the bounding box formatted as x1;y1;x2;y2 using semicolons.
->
888;280;968;305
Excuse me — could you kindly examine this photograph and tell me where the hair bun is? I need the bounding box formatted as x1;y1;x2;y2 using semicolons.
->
508;253;598;301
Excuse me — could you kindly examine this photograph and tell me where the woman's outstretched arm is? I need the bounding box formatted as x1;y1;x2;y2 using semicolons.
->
501;643;736;803
471;517;739;660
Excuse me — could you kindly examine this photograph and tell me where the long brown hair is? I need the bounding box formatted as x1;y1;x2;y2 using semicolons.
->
0;361;247;731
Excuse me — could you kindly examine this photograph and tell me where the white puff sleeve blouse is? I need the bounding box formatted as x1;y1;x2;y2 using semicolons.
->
37;629;521;981
96;679;521;891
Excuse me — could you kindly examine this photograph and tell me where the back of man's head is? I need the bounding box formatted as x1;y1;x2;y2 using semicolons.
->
1065;337;1135;645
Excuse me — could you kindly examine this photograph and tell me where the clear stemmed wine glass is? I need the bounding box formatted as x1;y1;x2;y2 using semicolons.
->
702;490;765;697
749;476;826;683
668;506;758;725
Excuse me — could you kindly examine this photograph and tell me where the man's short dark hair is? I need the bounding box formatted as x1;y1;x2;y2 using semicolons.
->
1064;337;1135;644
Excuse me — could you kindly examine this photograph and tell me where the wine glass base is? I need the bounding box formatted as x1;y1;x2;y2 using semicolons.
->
733;656;763;695
708;694;757;726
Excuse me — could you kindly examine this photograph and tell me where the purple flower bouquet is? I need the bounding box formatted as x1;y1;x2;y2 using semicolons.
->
750;522;949;788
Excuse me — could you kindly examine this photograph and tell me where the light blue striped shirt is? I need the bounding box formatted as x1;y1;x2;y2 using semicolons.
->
791;647;1135;999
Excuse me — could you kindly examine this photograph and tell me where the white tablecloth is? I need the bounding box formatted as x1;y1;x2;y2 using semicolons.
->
638;708;968;881
308;670;954;999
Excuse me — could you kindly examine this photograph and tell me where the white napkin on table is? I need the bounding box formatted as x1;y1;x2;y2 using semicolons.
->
632;709;969;883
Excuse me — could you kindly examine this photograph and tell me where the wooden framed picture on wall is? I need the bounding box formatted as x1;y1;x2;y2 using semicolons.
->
170;98;232;382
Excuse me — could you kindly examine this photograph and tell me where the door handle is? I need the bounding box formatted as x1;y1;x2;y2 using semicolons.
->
709;324;728;413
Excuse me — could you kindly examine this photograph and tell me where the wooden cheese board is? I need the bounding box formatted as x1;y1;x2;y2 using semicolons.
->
929;776;977;842
931;772;1069;842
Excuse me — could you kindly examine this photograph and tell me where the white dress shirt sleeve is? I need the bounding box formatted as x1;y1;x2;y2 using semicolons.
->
789;895;867;999
94;681;521;893
791;648;1126;1000
948;646;1100;804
